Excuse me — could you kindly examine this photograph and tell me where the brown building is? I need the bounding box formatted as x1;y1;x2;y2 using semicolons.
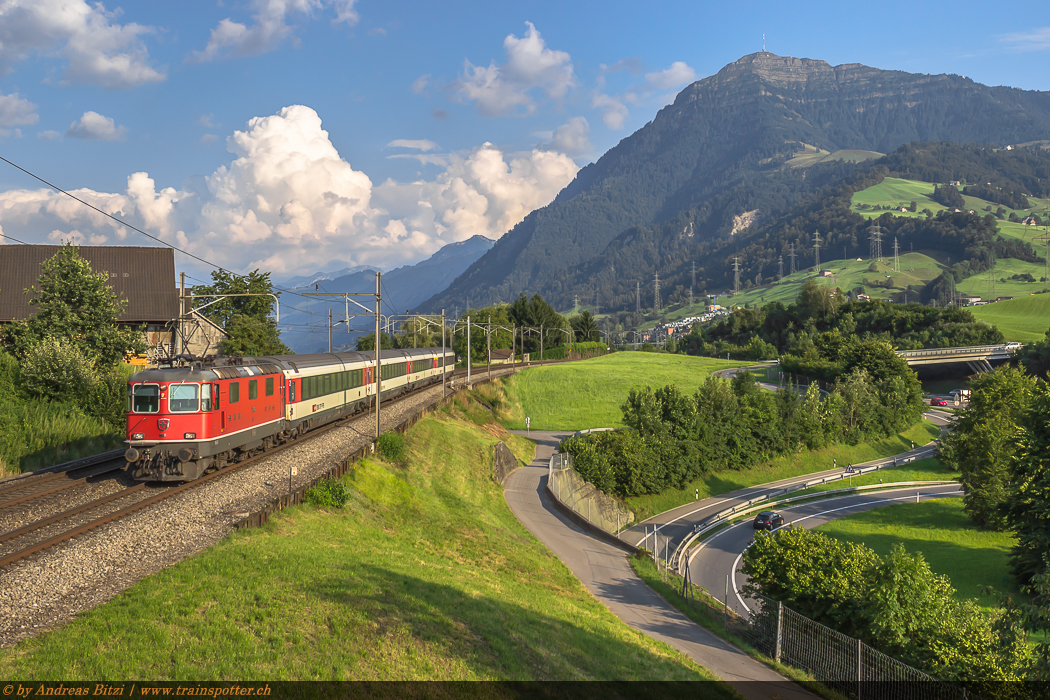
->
0;244;225;364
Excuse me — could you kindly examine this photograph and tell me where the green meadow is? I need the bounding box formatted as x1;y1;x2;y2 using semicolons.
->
969;294;1050;342
816;498;1020;614
500;352;744;431
0;405;722;684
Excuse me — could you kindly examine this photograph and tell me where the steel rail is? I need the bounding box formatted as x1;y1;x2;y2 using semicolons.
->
0;461;126;509
0;358;575;568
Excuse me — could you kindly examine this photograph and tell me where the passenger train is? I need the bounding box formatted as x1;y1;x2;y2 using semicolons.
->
124;348;454;481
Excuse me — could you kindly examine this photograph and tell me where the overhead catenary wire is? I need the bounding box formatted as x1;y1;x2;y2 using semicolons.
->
0;154;356;310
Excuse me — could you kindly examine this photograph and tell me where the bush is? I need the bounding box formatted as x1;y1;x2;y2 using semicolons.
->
376;432;406;462
304;478;349;509
18;337;97;405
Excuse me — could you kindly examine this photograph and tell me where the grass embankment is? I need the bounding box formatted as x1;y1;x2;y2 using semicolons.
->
0;399;724;684
815;498;1019;614
0;355;139;476
629;554;837;700
969;294;1050;342
627;420;942;520
500;352;744;431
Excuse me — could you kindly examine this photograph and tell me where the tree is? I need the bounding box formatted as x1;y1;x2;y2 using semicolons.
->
1004;380;1050;588
191;269;290;356
356;332;394;351
1019;327;1050;378
508;293;568;354
570;310;599;342
941;366;1035;529
2;242;146;368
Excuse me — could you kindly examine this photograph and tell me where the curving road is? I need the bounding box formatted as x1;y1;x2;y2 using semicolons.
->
504;430;815;700
619;406;952;557
688;483;963;617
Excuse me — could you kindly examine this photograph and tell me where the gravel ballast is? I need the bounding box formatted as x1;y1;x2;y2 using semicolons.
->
0;371;513;648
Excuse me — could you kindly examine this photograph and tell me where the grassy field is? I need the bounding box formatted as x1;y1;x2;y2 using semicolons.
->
969;294;1050;342
627;420;943;520
721;252;942;308
500;353;744;431
0;405;725;684
815;498;1020;613
955;257;1049;300
850;177;1050;229
785;145;883;169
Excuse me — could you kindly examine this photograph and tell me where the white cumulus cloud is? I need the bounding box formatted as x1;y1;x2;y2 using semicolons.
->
0;105;579;277
592;92;629;130
0;92;38;135
0;0;164;88
546;116;591;156
645;61;696;90
190;0;359;63
66;111;127;140
456;22;576;117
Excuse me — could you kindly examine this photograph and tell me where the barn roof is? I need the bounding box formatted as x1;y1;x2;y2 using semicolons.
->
0;245;179;324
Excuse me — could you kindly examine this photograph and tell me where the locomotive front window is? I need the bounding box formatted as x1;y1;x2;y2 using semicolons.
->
169;384;200;413
132;384;159;413
201;384;213;412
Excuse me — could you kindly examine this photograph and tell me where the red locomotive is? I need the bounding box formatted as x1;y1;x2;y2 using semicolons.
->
125;347;453;481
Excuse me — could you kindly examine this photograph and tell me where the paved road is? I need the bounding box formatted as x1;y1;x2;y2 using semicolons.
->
619;406;952;555
690;483;963;616
504;430;814;700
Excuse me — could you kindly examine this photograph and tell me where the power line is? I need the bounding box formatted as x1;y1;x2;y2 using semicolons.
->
0;154;353;310
0;231;29;245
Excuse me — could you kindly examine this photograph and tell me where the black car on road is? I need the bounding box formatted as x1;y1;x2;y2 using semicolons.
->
753;511;785;530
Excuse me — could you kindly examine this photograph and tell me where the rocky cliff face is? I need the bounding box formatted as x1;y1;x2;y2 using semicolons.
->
418;53;1050;313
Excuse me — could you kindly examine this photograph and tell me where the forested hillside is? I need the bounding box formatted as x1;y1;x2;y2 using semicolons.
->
418;52;1050;314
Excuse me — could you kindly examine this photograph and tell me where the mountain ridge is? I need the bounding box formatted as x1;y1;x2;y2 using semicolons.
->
417;52;1050;313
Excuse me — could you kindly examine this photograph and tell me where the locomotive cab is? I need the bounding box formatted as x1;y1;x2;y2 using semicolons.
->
125;375;221;481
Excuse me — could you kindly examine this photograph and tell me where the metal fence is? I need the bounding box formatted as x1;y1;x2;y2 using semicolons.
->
548;453;635;536
724;591;975;700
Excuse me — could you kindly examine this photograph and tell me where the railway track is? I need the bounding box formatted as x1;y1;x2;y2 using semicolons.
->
0;360;537;569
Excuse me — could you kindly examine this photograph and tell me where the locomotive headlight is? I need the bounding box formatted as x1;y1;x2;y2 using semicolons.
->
184;432;197;439
131;433;145;440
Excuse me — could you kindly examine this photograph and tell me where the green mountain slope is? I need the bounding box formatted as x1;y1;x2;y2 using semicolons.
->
419;52;1050;314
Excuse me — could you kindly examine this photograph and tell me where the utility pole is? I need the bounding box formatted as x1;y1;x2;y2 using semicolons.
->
487;315;492;380
177;271;185;359
893;237;900;272
869;223;883;262
328;308;333;353
788;243;797;275
573;294;579;313
813;232;821;273
635;282;641;314
441;310;446;398
374;272;381;440
653;273;661;312
467;315;471;383
540;325;544;362
691;261;696;300
733;257;741;292
778;255;783;279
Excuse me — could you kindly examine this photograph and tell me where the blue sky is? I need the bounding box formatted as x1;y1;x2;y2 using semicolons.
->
0;0;1047;280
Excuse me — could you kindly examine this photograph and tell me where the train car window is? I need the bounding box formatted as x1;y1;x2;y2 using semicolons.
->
249;379;258;400
266;377;274;397
132;384;159;413
169;384;200;412
201;384;213;412
126;385;133;413
324;373;332;395
230;382;240;403
214;384;221;410
289;380;296;403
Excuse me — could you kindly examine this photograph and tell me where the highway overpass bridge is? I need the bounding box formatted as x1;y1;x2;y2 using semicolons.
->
897;344;1020;373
